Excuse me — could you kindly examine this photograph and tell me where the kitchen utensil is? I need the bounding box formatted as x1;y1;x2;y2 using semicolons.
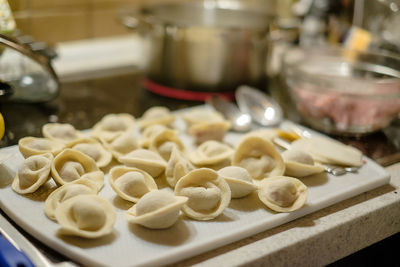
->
0;212;77;267
236;85;283;126
0;232;34;267
120;1;273;94
0;33;59;103
283;45;400;135
206;95;252;132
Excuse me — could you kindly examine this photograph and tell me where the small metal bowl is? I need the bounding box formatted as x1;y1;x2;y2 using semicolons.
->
283;46;400;135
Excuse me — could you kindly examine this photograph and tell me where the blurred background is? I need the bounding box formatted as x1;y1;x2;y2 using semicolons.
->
6;0;399;50
9;0;273;44
6;0;400;83
2;0;400;153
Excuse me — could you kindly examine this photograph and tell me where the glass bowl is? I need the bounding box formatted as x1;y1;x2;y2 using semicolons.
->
283;46;400;135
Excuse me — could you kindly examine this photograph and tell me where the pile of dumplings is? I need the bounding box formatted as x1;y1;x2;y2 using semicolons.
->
13;105;363;239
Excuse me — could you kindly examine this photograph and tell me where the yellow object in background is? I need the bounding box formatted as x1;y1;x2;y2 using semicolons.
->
345;26;372;52
343;26;373;62
0;112;4;141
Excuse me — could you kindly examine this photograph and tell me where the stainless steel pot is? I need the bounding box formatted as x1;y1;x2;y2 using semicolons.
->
121;1;273;94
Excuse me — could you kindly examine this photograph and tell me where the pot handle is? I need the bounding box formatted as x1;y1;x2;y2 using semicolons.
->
0;33;59;103
118;7;150;30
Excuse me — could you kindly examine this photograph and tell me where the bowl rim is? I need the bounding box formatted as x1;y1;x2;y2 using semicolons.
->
283;45;400;84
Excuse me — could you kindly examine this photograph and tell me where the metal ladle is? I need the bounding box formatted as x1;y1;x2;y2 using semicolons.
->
235;85;283;126
206;95;252;132
207;85;284;131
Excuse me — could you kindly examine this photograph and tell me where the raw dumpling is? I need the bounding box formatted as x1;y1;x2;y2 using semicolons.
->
42;123;85;145
51;149;100;185
165;147;195;188
174;168;231;220
149;128;185;161
126;190;187;229
79;171;105;191
189;140;233;166
242;128;278;142
138;124;167;148
92;113;135;142
18;137;65;158
118;149;167;178
232;135;285;181
44;179;98;221
182;108;231;143
218;166;258;198
282;149;325;177
181;108;226;126
12;153;53;194
243;129;299;143
188;121;231;144
69;138;112;168
100;131;139;160
55;194;116;238
109;166;157;203
258;176;307;212
290;136;363;167
138;106;175;129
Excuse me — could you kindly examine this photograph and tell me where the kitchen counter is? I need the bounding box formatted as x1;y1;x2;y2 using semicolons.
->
1;71;399;266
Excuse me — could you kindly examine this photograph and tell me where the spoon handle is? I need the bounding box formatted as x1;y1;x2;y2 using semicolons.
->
206;95;252;132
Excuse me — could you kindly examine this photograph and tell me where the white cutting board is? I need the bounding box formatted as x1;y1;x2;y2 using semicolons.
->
0;113;391;267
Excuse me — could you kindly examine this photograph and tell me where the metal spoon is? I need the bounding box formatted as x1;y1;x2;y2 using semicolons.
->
323;164;359;176
206;95;252;132
235;85;283;126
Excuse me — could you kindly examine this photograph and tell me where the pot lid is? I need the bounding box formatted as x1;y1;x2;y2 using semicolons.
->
0;34;59;103
119;1;273;30
142;2;272;29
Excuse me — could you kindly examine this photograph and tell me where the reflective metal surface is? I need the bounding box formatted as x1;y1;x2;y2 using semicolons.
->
0;213;77;267
207;94;252;132
0;34;59;103
121;1;273;92
236;85;283;126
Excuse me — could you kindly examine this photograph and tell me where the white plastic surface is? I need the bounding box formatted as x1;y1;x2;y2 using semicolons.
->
0;114;390;267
